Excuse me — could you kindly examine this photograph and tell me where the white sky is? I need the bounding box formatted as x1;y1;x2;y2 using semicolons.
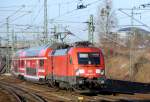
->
0;0;150;42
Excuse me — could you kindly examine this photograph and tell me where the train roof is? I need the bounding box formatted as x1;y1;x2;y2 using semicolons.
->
15;50;24;57
15;44;52;57
14;41;99;58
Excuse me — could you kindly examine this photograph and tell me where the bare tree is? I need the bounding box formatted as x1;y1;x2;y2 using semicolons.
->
96;0;118;45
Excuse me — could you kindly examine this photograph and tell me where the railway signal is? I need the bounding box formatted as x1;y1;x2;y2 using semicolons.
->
88;15;94;44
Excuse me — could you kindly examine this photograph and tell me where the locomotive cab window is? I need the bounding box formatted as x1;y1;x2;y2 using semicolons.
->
20;60;24;66
78;52;100;65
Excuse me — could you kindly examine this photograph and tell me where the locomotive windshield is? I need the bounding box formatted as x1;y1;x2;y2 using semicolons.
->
78;52;100;65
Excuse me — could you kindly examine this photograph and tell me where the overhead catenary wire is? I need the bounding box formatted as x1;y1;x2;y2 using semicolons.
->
51;9;78;20
0;10;30;12
86;0;102;7
31;1;43;24
68;31;84;41
12;13;31;23
0;5;36;8
115;7;150;19
0;0;102;28
7;5;26;18
0;0;78;8
117;8;150;10
118;8;150;30
0;12;31;28
0;0;103;44
51;0;102;20
116;8;150;22
48;20;89;24
25;2;43;31
0;5;30;27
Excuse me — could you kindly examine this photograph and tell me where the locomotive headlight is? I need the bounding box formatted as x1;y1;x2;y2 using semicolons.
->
96;69;105;75
100;69;105;75
76;69;85;75
96;69;101;74
79;69;85;74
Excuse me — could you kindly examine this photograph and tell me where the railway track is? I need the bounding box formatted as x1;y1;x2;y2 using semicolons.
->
0;75;150;102
0;79;74;102
16;81;118;102
0;81;47;102
0;81;142;102
18;83;125;102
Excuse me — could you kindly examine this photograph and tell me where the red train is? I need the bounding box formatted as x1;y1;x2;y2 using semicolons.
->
11;42;105;89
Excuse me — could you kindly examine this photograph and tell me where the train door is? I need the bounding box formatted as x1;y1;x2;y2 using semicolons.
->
52;49;68;82
68;54;76;85
13;59;18;73
26;60;37;77
62;55;68;81
38;59;45;79
19;59;25;75
51;56;54;80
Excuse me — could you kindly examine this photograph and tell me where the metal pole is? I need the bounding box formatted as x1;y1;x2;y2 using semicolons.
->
6;17;10;73
91;15;94;44
54;25;58;43
0;37;1;55
105;1;110;78
11;28;15;56
88;15;94;44
44;0;48;44
106;10;109;37
59;3;61;16
130;8;134;81
106;0;110;38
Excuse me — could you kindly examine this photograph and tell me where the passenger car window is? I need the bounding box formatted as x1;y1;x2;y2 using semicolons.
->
70;56;72;64
39;59;44;66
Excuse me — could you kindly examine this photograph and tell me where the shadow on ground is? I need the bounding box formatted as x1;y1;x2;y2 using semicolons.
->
105;79;150;94
80;79;150;102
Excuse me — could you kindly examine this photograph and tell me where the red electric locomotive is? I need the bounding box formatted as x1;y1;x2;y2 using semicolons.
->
11;42;105;89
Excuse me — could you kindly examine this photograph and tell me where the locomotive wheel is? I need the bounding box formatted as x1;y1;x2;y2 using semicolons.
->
58;82;74;92
47;79;55;88
48;81;60;92
71;85;82;91
66;84;73;92
59;82;69;90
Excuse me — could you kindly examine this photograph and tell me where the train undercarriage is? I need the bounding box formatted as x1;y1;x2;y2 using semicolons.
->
46;76;106;91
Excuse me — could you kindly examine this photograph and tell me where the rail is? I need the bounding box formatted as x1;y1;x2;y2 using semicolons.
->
0;81;47;102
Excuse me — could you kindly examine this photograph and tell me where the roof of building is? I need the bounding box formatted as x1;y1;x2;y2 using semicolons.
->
118;27;150;34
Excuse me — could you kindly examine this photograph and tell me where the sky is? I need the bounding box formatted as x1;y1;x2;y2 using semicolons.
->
0;0;150;42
